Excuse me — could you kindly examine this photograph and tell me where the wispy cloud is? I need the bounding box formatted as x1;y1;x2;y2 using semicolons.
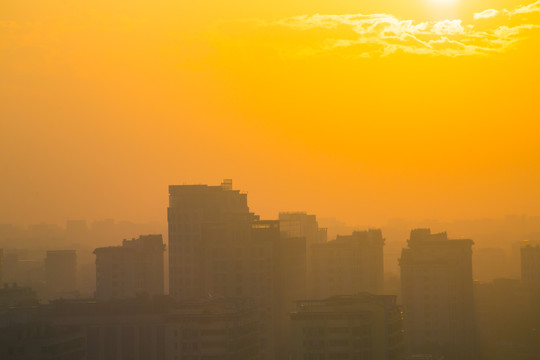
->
474;9;500;20
217;1;540;58
508;0;540;15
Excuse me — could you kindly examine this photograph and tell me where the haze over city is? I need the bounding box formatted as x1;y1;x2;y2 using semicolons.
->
1;0;540;359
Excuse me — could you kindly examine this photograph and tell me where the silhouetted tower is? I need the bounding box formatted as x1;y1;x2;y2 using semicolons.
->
0;249;3;286
521;244;540;289
168;180;255;299
521;244;540;319
167;180;279;360
400;229;476;359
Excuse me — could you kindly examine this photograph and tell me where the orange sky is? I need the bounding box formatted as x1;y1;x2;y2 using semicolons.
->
1;0;539;226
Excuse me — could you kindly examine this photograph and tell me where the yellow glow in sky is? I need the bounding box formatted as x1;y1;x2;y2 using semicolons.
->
429;0;458;5
1;0;539;225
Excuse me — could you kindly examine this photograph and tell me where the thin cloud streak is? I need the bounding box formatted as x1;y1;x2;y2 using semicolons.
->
474;9;500;20
221;1;540;58
508;0;540;15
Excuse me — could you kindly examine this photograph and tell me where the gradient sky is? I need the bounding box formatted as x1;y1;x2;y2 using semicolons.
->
1;0;539;226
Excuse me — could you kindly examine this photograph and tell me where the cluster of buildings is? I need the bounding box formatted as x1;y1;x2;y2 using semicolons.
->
1;180;540;359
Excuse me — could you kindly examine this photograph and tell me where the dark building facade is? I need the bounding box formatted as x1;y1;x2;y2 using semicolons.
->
167;298;260;360
400;229;476;359
290;293;403;360
94;234;165;300
168;180;281;359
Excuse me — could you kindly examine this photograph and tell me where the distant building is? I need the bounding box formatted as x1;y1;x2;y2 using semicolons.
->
0;309;85;360
309;229;385;299
45;250;77;300
167;298;260;360
2;251;45;297
521;244;540;289
94;234;165;301
399;229;476;359
0;248;3;285
289;293;404;360
0;283;39;308
521;244;540;322
45;295;260;360
275;236;307;359
474;278;540;360
279;212;326;299
47;297;169;360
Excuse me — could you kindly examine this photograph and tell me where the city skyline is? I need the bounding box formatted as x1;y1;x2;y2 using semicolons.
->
1;0;540;358
1;180;540;359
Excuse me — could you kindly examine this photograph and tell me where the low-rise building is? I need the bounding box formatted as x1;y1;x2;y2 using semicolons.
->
290;293;403;360
94;235;165;300
0;306;85;360
167;298;260;360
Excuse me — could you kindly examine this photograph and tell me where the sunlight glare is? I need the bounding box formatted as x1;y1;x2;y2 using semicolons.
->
430;0;458;4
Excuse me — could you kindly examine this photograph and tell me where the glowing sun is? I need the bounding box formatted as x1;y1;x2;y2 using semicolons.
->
430;0;458;4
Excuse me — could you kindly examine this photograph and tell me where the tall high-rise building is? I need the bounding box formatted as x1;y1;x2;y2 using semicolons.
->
521;244;540;289
290;293;404;360
94;234;165;301
0;248;3;286
399;229;476;359
45;250;77;300
279;212;327;296
167;180;280;359
309;229;385;299
274;235;307;359
521;244;540;321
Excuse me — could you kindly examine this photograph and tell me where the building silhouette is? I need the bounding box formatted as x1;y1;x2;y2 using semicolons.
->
167;298;260;360
47;297;169;360
474;278;539;360
521;244;540;326
9;295;260;360
0;311;85;360
0;248;3;286
309;229;385;299
168;180;280;359
279;212;326;299
399;229;476;359
94;235;165;301
289;293;403;360
0;283;39;307
521;244;540;289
